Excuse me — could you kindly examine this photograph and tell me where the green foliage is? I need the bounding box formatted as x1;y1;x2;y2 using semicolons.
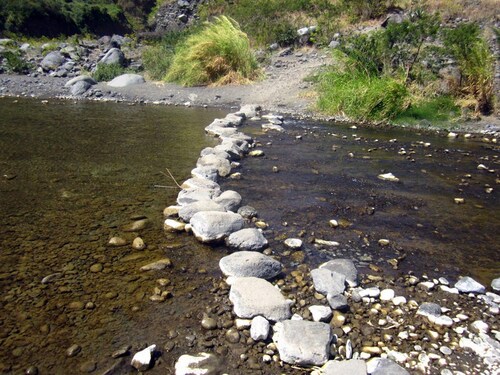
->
339;0;398;21
92;63;127;82
339;9;440;80
0;50;32;74
0;0;131;37
165;16;260;86
395;96;460;124
199;0;339;46
317;59;409;121
443;23;494;114
143;28;197;81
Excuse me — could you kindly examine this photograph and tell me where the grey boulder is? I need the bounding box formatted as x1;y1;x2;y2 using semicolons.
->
190;211;244;243
229;277;292;321
273;320;332;366
100;47;125;66
197;153;232;177
108;74;145;87
214;190;242;212
416;302;441;319
219;251;281;279
225;228;268;251
70;80;91;96
178;200;226;222
311;268;346;296
320;258;358;287
65;75;97;88
41;51;65;71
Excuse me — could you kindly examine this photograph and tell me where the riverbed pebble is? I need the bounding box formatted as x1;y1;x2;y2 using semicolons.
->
131;344;156;371
284;238;303;249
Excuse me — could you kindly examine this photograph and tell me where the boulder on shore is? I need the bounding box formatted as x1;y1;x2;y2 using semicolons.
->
108;74;145;87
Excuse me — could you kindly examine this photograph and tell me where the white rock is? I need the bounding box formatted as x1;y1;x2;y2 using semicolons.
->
308;305;333;322
284;238;302;249
164;219;186;232
175;352;221;375
378;173;399;182
455;276;485;294
132;237;146;250
131;344;156;371
491;278;500;292
470;320;489;334
235;319;252;330
392;296;407;306
380;289;395;301
251;316;270;341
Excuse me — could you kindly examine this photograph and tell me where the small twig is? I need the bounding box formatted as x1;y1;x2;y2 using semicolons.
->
161;168;182;189
153;185;179;189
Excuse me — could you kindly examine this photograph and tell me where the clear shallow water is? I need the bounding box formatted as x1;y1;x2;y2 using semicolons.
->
0;98;227;374
228;119;500;284
0;98;498;374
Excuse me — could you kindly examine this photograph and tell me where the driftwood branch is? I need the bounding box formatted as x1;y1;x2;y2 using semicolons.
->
161;168;182;189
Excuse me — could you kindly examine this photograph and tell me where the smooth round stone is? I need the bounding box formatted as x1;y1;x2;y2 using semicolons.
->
380;289;395;301
492;278;500;292
440;346;452;355
25;366;39;375
90;263;103;273
201;315;218;330
79;361;96;373
284;238;302;249
108;237;127;246
392;296;407;306
433;316;453;326
66;344;81;357
68;301;85;310
132;237;146;250
225;328;240;343
470;320;489;334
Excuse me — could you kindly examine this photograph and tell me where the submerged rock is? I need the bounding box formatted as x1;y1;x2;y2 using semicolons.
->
229;277;292;321
378;173;399;182
219;251;281;279
273;320;332;366
175;352;221;375
140;258;172;271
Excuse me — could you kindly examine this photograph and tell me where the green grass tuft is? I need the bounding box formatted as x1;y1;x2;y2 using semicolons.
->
92;63;127;82
394;96;460;124
165;16;260;86
317;64;409;121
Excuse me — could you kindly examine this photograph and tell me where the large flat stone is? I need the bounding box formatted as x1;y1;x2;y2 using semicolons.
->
229;277;291;321
455;276;486;294
273;320;332;366
311;268;346;296
190;211;244;243
219;251;281;279
321;360;367;375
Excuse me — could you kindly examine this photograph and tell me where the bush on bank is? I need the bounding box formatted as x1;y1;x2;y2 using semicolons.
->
165;16;260;86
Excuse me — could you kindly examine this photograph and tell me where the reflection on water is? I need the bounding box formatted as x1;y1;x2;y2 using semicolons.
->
0;98;227;374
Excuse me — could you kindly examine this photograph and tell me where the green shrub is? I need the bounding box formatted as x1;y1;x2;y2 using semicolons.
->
0;50;32;73
443;23;494;114
317;60;409;121
92;63;126;82
395;96;460;124
165;16;260;86
142;28;196;81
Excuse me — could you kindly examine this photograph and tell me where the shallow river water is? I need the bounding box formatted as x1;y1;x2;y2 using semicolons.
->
0;98;498;374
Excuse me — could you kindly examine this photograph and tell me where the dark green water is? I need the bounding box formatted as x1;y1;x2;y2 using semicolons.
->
0;98;227;374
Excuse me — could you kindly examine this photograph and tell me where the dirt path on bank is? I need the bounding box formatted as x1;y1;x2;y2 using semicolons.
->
1;46;499;135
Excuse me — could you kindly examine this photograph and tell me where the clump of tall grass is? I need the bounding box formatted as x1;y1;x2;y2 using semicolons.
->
317;54;409;121
92;62;127;82
165;16;260;86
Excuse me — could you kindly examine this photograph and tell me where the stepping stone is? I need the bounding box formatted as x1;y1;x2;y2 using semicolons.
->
219;251;281;279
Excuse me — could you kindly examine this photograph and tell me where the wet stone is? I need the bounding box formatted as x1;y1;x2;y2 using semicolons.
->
111;345;131;358
66;344;82;357
90;263;103;273
131;344;156;371
175;353;222;375
201;315;218;330
225;328;240;343
25;366;39;375
79;360;96;373
108;237;127;247
132;237;146;250
140;258;172;271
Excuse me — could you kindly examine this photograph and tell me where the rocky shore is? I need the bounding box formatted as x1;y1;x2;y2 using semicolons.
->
123;104;499;374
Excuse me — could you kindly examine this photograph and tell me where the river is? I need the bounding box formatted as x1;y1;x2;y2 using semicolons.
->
0;99;498;374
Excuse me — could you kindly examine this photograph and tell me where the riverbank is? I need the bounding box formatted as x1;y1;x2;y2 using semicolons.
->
1;45;499;138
